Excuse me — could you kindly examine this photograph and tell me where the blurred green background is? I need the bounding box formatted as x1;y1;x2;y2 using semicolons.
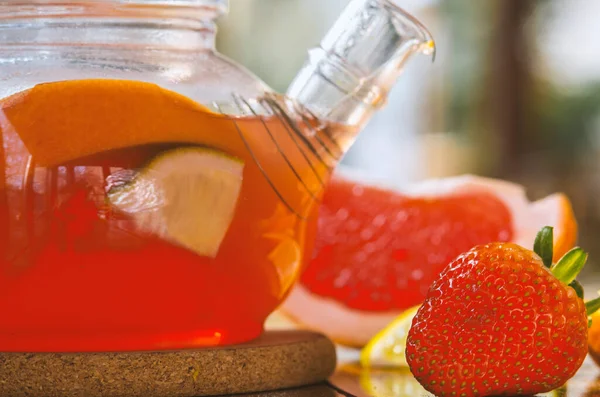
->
216;0;600;278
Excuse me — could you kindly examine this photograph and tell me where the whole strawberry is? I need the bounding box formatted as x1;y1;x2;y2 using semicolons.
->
406;226;600;397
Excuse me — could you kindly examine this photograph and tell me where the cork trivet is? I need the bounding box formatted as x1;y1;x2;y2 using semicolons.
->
0;330;337;397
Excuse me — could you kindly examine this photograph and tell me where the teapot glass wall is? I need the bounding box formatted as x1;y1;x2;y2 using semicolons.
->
0;0;433;352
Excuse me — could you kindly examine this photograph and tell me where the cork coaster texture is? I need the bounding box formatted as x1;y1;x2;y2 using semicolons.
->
0;330;337;397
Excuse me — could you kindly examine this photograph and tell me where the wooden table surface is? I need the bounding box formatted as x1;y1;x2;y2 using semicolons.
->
241;349;600;397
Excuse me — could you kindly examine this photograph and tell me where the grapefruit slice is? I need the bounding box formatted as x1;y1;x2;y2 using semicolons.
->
0;79;246;167
107;147;244;258
280;174;577;347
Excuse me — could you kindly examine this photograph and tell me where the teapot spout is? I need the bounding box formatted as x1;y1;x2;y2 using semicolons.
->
287;0;435;131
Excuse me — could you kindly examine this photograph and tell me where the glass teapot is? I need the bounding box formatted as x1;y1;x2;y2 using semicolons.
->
0;0;434;352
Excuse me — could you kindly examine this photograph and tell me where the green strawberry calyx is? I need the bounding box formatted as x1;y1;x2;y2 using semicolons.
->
534;226;600;325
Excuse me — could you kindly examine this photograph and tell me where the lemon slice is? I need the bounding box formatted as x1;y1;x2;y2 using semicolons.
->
360;304;421;368
108;147;244;258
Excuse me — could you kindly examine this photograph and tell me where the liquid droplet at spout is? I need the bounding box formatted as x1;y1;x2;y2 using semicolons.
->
423;39;437;61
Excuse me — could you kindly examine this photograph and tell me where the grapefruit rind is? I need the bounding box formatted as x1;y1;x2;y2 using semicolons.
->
280;284;399;348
